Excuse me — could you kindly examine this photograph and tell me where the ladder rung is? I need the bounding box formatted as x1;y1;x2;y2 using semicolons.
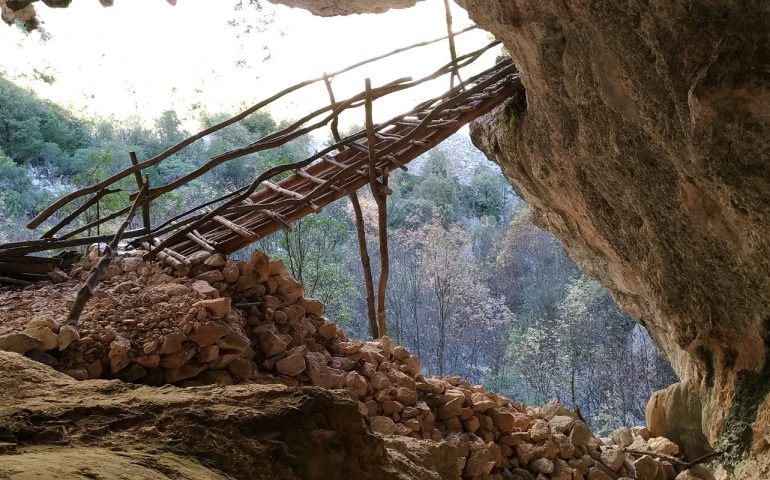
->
264;180;303;200
323;155;347;169
349;141;378;154
212;214;256;239
193;229;218;246
298;169;345;193
376;132;402;141
264;210;293;232
264;181;321;213
297;169;324;184
146;239;191;267
384;154;408;171
186;231;216;253
297;170;344;192
427;119;459;128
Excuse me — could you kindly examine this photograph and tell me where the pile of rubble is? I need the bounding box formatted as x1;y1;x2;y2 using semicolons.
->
0;248;713;480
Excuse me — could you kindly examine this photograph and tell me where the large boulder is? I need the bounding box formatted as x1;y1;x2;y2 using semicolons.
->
0;331;42;354
646;382;710;459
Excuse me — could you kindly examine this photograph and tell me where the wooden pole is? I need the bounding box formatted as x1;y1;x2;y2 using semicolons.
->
0;276;31;286
365;78;390;339
324;74;380;339
622;448;722;469
64;182;148;327
443;0;463;89
41;188;118;239
375;170;390;340
129;152;152;234
351;193;379;339
96;194;100;237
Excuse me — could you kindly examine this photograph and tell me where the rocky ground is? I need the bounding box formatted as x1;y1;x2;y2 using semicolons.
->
0;350;457;480
0;248;715;480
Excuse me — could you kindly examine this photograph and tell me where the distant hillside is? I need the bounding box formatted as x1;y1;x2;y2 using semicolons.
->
0;74;90;165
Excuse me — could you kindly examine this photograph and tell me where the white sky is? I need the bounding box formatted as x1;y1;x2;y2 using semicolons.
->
0;0;497;131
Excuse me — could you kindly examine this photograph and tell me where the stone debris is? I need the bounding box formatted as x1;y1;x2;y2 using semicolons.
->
0;248;713;480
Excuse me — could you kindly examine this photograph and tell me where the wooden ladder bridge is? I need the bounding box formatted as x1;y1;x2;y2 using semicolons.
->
0;29;523;285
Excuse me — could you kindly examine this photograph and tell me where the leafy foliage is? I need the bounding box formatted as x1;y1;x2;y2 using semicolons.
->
0;76;88;164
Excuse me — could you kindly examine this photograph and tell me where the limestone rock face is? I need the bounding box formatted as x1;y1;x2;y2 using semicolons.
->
459;1;770;476
267;0;422;17
646;382;710;458
0;351;457;480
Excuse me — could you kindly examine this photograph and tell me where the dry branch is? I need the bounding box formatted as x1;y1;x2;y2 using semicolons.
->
622;448;723;469
443;0;463;88
61;204;132;240
684;451;723;469
65;182;147;326
324;74;379;339
365;78;390;339
41;188;119;239
130;152;152;233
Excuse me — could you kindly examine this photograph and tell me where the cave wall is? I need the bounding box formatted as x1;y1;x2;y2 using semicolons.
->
459;0;770;476
266;0;423;17
273;0;770;475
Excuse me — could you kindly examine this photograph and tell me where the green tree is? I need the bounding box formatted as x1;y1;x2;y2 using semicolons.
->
0;149;35;216
154;110;187;148
467;164;508;220
5;117;43;162
0;75;89;165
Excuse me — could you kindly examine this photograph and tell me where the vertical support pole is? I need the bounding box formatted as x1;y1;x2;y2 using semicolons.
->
66;182;148;327
95;197;100;254
350;193;379;339
443;0;462;88
324;74;379;339
143;174;151;233
95;197;100;237
129;151;152;234
365;78;390;339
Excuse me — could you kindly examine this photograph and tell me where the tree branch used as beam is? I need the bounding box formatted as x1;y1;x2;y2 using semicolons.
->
365;78;390;339
325;74;379;339
64;182;147;327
